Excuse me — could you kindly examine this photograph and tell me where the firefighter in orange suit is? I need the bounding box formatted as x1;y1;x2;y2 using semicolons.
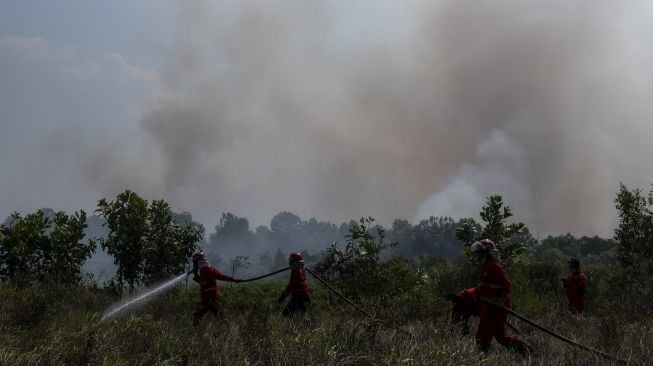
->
191;251;242;326
278;252;310;317
472;239;528;354
445;287;480;335
562;258;586;314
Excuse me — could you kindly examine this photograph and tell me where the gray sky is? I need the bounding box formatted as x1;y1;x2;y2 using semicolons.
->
1;1;653;237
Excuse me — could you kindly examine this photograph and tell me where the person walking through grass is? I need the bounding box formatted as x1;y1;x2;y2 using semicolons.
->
562;258;586;314
190;250;242;326
472;239;529;355
278;252;311;317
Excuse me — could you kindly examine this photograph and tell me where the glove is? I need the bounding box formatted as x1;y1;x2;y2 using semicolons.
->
277;295;286;304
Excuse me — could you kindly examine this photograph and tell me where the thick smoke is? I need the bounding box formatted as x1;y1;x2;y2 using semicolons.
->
92;1;653;236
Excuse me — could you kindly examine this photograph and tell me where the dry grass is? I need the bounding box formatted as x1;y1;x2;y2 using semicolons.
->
0;267;651;366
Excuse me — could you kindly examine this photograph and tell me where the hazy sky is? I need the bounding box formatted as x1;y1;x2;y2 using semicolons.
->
2;1;653;237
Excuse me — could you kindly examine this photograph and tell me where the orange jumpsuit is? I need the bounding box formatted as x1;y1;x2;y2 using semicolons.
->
563;270;586;314
279;266;310;316
476;258;519;350
192;266;236;325
451;287;479;335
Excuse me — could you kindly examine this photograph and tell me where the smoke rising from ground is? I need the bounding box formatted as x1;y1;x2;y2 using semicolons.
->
86;1;653;236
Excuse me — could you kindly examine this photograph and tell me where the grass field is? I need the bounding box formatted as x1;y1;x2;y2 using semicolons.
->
1;262;651;365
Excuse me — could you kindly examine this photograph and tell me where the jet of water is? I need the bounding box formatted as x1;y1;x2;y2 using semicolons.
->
102;273;188;320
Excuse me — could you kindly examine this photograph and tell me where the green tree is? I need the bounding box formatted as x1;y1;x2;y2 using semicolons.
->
143;200;202;284
48;211;96;283
270;211;302;235
579;236;614;257
413;216;461;258
454;218;482;251
208;213;253;256
229;255;250;279
533;234;579;259
96;190;149;294
320;217;397;298
455;195;528;266
614;183;653;267
0;211;49;284
270;211;303;250
97;191;203;292
0;209;94;285
389;219;415;256
300;218;339;251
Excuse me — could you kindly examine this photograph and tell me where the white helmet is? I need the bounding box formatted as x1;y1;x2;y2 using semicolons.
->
471;239;499;260
191;250;209;269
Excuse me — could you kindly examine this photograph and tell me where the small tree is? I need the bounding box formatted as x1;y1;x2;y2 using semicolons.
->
0;211;50;284
270;211;303;250
388;219;415;256
208;212;253;257
97;191;203;293
0;209;95;285
319;217;397;298
230;255;250;279
455;195;528;266
48;210;96;283
614;183;653;267
143;200;201;284
96;190;149;294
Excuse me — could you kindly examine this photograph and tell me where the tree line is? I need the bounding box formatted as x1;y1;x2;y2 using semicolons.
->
3;181;653;292
0;190;203;294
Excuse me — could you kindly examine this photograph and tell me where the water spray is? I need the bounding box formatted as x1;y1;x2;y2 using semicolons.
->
102;273;188;320
100;266;290;321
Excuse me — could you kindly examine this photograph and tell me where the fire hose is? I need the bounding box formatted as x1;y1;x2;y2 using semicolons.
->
305;268;414;337
481;297;628;364
238;267;412;335
238;267;291;282
241;266;413;336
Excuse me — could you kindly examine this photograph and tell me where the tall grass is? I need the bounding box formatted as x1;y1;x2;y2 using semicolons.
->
0;263;651;365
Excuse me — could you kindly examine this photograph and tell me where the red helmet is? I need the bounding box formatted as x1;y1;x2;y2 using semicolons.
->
471;239;497;253
192;250;205;262
288;252;304;265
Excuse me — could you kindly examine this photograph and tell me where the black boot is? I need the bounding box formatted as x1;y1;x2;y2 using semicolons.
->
511;340;533;356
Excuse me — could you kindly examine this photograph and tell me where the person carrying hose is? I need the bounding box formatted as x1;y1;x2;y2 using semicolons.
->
278;252;311;317
562;258;586;314
190;250;242;326
472;239;529;354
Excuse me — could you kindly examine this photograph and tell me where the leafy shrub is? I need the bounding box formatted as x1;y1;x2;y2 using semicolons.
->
0;210;95;286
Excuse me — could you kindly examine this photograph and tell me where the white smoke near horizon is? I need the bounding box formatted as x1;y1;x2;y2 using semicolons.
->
23;0;653;237
416;129;532;224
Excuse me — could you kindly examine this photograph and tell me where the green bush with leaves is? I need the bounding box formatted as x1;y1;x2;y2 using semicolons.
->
614;182;653;268
0;209;95;286
455;195;530;266
97;190;202;294
316;217;417;300
144;199;202;284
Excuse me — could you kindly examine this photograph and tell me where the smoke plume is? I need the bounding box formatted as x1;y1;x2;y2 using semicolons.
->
90;1;653;236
